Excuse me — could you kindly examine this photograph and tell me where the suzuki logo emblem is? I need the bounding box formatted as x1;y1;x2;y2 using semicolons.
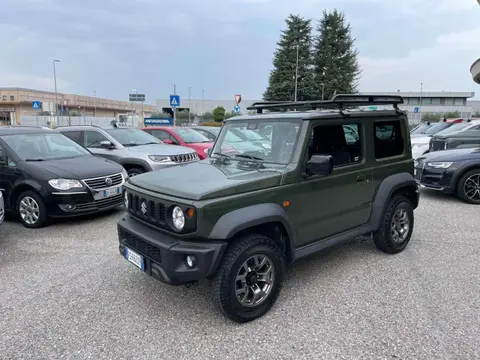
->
141;201;147;215
105;177;112;186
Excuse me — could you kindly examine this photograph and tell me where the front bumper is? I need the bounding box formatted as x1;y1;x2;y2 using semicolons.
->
414;164;456;193
117;214;227;286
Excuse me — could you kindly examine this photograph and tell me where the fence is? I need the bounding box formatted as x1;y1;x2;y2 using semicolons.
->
19;116;143;128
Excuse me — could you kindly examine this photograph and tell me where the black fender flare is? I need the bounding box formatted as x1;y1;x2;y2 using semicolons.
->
369;172;418;230
118;158;152;171
208;203;296;253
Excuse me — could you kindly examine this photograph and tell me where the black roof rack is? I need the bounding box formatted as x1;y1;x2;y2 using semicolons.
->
246;94;404;115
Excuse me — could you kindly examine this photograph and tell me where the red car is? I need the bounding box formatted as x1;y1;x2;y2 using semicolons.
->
142;126;214;159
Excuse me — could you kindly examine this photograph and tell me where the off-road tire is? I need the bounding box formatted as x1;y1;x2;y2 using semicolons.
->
456;168;480;205
16;190;48;229
373;195;414;254
212;234;285;323
126;167;145;177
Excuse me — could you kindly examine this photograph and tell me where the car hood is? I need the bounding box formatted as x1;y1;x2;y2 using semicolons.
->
418;148;480;162
128;160;283;200
126;143;194;155
411;135;431;145
26;155;123;179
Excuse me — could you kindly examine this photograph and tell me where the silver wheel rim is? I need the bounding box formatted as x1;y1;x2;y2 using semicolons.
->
390;208;410;244
463;173;480;201
19;196;40;225
235;254;275;308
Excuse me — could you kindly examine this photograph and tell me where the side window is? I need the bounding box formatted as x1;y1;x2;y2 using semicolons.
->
150;130;170;141
61;131;82;145
467;125;480;131
0;144;16;167
84;130;109;148
310;123;363;166
374;121;405;159
169;134;179;144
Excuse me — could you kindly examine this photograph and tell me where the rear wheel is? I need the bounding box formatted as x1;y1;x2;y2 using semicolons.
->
212;234;285;323
16;190;48;228
456;169;480;204
373;195;414;254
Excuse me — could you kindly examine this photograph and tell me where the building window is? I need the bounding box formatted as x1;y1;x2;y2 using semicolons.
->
431;98;441;105
10;96;14;101
2;96;6;101
421;98;431;105
454;98;465;106
444;98;454;105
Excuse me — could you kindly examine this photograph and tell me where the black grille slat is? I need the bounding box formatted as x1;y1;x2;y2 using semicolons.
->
84;173;123;189
75;194;123;211
171;153;197;164
124;232;162;264
128;193;168;229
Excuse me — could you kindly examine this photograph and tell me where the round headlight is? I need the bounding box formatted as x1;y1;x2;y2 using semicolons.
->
124;191;128;207
172;206;185;230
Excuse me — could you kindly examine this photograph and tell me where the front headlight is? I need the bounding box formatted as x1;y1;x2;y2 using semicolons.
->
172;206;185;231
121;168;128;180
148;155;171;162
427;161;453;169
48;179;83;191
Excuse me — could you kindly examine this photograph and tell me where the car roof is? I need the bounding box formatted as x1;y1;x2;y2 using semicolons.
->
0;126;54;136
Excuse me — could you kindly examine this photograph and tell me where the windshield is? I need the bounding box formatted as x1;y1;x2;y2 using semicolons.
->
435;122;472;136
3;133;91;161
424;122;453;135
231;128;266;141
411;124;432;135
211;119;302;165
106;128;161;146
171;127;212;143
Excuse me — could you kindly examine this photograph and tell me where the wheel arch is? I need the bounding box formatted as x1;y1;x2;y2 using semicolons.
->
452;165;480;190
119;158;150;172
9;182;44;209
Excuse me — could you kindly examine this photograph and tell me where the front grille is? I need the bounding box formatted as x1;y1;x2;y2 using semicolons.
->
128;192;167;228
123;231;162;264
75;194;123;211
171;152;198;163
430;140;446;152
83;173;123;189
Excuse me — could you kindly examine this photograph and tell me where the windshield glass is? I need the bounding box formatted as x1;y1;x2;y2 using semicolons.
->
435;122;472;135
231;128;265;141
424;122;452;135
211;119;302;165
411;124;432;135
171;127;212;143
106;128;161;146
3;133;91;161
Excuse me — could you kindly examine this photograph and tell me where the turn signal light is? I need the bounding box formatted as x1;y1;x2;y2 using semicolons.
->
186;208;194;218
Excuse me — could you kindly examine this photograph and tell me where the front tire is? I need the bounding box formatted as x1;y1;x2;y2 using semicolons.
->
16;190;48;228
373;195;414;254
456;169;480;204
126;167;145;177
212;234;285;323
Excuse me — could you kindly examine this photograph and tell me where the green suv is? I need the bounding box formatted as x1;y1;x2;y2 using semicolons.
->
117;95;419;323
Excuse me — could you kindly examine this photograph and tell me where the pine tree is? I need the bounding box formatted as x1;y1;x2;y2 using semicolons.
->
312;9;361;101
264;15;315;102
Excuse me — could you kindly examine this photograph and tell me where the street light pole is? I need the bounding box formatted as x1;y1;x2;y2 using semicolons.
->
53;59;60;125
294;44;299;102
93;90;96;117
188;86;191;124
419;82;423;123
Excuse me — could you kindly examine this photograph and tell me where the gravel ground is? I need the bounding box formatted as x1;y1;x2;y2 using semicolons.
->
1;189;480;360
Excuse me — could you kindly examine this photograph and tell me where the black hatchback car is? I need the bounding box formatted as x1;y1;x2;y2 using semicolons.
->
0;127;127;228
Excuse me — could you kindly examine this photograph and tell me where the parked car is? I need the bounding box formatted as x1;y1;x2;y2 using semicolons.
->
229;127;272;150
428;120;480;153
0;191;4;226
192;126;266;154
415;148;480;204
142;126;214;160
117;94;419;323
57;121;199;177
411;119;468;159
410;122;432;137
191;126;221;141
0;126;127;228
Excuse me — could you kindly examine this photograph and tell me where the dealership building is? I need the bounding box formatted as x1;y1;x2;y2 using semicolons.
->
156;91;476;124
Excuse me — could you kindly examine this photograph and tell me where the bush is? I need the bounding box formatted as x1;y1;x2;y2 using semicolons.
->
200;121;223;127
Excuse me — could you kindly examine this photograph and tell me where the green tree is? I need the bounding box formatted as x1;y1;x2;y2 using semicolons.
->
443;111;461;119
264;14;315;101
213;106;226;122
312;9;361;100
421;113;441;122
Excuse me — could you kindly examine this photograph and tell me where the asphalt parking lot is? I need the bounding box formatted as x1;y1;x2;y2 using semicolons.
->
1;190;479;360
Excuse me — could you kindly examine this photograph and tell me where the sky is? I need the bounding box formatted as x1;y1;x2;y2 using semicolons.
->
1;0;480;103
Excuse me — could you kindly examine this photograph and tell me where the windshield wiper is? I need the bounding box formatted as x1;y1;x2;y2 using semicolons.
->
25;158;45;161
211;152;231;161
234;154;264;161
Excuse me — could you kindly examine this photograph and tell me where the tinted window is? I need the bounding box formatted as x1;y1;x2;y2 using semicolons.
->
149;130;170;141
105;128;160;146
84;130;109;148
194;129;216;141
424;122;452;135
310;123;362;166
61;131;82;144
374;121;404;159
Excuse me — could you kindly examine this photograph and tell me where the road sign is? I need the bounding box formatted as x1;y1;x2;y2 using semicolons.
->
32;101;41;109
144;117;173;126
235;94;242;104
170;95;180;108
129;94;146;102
414;107;419;113
233;105;240;113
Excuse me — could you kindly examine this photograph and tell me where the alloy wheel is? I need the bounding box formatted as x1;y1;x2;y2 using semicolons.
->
19;196;40;225
390;208;410;244
235;255;275;307
463;173;480;201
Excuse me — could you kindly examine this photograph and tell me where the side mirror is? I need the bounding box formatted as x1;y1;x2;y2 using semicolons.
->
305;155;333;177
100;140;114;149
163;139;174;145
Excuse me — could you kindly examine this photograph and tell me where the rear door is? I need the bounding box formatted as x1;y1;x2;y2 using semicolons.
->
0;141;21;210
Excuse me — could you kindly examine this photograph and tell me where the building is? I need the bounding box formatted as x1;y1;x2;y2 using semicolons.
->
0;87;156;126
156;91;475;124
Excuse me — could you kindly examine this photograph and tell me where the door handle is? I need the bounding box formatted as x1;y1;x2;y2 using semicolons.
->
356;175;368;184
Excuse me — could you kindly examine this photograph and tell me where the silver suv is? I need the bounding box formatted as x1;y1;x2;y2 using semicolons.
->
0;191;4;226
57;122;199;177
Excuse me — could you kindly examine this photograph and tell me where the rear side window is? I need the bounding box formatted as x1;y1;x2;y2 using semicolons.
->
374;121;404;159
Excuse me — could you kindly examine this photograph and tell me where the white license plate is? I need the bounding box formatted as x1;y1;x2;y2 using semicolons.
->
125;247;144;270
103;187;120;198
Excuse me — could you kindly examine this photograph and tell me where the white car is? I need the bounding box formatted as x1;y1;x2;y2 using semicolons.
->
0;191;4;226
